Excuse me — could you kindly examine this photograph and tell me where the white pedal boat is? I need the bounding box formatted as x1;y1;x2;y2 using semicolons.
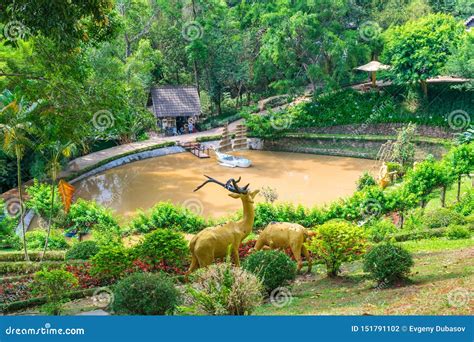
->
215;151;252;168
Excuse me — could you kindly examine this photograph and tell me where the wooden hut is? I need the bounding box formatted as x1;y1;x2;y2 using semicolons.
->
149;86;201;135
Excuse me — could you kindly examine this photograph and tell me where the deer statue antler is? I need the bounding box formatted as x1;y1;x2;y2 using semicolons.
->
194;175;249;194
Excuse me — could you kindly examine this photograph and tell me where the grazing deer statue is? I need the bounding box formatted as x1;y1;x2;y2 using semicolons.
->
255;222;314;273
186;175;259;278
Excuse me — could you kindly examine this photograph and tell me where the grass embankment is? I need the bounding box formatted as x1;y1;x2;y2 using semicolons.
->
255;237;474;315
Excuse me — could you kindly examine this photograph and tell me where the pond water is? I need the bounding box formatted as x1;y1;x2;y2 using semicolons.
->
74;150;377;220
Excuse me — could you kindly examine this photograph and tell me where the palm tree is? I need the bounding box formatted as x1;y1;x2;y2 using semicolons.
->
0;90;38;261
40;140;76;261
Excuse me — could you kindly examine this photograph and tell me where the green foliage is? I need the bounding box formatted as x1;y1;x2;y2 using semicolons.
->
31;269;78;315
243;250;296;292
65;241;99;260
112;272;180;315
382;13;465;84
186;262;263;315
445;225;471;240
452;188;474;216
423;208;466;228
90;245;131;281
357;172;377;191
132;229;189;267
0;199;20;249
253;202;323;229
307;220;367;277
404;156;452;204
365;219;398;243
128;202;206;234
391;123;416;167
65;199;120;237
25;180;63;220
25;229;69;251
363;243;414;285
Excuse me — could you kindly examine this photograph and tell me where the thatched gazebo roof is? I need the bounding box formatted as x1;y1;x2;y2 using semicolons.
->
355;61;390;72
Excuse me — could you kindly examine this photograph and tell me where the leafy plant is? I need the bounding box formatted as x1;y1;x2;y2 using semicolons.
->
306;220;367;277
365;218;398;243
25;180;63;220
112;272;180;315
25;229;69;250
363;243;414;285
132;229;189;268
423;208;465;229
445;225;471;240
90;245;131;281
65;241;99;260
186;262;263;315
243;250;296;292
128;202;206;234
357;172;376;191
65;199;120;237
31;269;78;315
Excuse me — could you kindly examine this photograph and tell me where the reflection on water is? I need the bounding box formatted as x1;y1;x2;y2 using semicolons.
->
74;151;376;220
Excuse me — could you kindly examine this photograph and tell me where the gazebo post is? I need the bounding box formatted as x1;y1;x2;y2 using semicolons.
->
371;71;376;87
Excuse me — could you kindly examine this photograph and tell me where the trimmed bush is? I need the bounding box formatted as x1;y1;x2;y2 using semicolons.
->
90;245;131;281
243;250;296;292
128;202;206;234
31;269;78;315
132;229;189;267
306;220;367;277
363;243;414;285
423;208;465;229
65;241;99;260
445;225;471;240
366;219;398;242
187;262;263;315
112;272;180;315
25;229;69;250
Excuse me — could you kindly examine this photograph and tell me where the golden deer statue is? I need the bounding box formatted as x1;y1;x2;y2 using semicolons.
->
186;176;259;278
255;222;314;273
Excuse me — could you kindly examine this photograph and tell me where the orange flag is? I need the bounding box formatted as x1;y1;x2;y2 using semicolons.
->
58;179;75;213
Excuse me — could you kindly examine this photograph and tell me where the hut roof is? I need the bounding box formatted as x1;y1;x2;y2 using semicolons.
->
150;86;201;118
355;61;390;72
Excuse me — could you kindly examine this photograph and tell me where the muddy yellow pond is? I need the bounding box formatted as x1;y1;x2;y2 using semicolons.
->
74;151;377;220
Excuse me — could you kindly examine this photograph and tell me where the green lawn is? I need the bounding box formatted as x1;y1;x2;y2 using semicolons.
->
255;237;474;315
425;176;472;211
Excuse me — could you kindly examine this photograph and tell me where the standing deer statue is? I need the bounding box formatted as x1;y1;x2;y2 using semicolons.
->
186;175;259;278
254;222;314;273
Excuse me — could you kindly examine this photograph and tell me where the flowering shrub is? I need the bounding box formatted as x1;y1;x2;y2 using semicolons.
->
90;246;132;281
306;220;367;277
127;258;186;275
239;240;256;259
65;263;106;288
0;276;33;303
